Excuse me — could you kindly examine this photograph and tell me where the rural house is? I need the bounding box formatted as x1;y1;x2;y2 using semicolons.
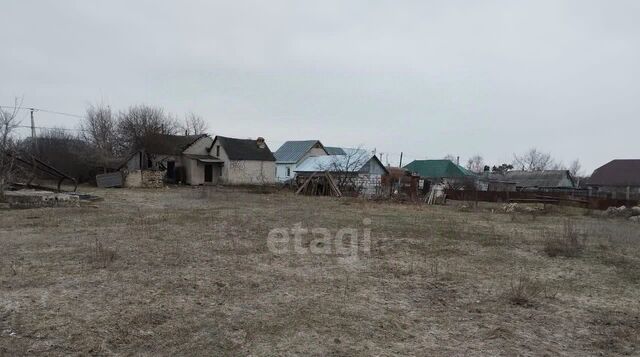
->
294;149;388;195
208;136;277;185
274;140;329;182
494;170;576;192
122;134;220;185
403;160;477;191
588;159;640;199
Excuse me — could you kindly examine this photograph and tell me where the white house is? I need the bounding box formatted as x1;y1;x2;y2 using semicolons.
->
208;136;277;185
273;140;329;181
121;134;277;186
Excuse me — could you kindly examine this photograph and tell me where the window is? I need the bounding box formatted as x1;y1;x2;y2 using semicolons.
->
216;145;220;157
286;167;291;177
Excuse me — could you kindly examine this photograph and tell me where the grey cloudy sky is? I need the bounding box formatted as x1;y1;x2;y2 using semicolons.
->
2;1;639;174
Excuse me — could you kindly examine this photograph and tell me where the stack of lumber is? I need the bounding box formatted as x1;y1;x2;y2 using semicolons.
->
296;172;342;197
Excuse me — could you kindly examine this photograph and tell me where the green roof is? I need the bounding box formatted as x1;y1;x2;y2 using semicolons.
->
403;160;476;178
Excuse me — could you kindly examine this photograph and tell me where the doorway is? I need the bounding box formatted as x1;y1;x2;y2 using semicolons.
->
166;161;176;182
204;164;213;183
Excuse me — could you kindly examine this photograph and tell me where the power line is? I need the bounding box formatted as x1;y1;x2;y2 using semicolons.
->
0;105;84;119
15;125;86;132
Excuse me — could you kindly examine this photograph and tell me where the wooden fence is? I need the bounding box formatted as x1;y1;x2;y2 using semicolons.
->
444;189;639;210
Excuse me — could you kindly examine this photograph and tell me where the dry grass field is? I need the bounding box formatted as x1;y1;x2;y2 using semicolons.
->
1;186;639;356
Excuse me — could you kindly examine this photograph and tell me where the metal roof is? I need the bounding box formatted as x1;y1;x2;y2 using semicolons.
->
493;170;575;188
295;153;388;174
325;147;346;155
588;159;640;186
274;140;324;163
403;160;475;178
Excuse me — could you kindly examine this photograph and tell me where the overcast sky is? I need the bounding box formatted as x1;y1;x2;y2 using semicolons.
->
2;1;639;174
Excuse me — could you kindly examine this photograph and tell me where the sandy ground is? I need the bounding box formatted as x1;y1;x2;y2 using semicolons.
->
1;186;639;356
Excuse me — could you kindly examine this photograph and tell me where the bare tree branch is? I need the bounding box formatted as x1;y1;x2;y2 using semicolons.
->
117;104;178;153
512;148;555;171
181;112;208;135
1;97;23;195
466;154;485;173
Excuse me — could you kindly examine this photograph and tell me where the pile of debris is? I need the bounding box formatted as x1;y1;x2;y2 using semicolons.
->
502;202;545;214
604;205;640;222
1;190;80;209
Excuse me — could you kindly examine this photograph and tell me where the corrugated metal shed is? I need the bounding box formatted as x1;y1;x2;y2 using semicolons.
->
96;172;124;188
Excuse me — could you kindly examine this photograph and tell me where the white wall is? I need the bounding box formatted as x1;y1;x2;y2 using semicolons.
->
184;136;214;155
276;146;328;181
227;160;277;185
276;163;296;181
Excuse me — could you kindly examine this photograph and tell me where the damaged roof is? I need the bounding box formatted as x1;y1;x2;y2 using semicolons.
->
589;159;640;187
142;134;207;156
212;136;276;161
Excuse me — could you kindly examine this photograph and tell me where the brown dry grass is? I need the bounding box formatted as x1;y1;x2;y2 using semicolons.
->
0;187;639;356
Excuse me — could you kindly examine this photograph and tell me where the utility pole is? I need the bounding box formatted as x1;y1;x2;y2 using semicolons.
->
399;152;403;167
30;108;38;153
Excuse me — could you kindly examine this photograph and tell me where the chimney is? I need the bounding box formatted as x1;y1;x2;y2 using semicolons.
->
456;156;460;165
256;137;266;148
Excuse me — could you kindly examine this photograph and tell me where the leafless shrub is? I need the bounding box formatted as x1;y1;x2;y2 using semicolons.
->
543;220;585;257
507;274;542;306
91;239;117;269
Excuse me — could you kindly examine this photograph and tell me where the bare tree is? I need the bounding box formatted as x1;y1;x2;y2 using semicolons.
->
568;159;582;178
181;113;208;135
117;104;178;152
81;103;119;164
0;98;22;196
513;148;555;171
322;147;371;194
466;154;485;173
443;154;457;162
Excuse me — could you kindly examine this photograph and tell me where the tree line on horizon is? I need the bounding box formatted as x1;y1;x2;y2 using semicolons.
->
2;98;583;189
